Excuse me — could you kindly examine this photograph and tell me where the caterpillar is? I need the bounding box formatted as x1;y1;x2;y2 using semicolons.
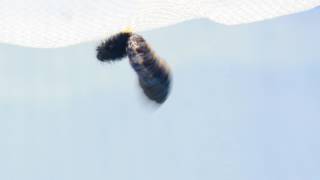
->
96;32;172;104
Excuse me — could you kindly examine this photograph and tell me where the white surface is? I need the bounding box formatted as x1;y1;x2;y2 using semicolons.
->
1;9;320;179
0;0;319;47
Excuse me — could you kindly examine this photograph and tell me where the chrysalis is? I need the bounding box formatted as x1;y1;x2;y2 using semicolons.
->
96;32;172;104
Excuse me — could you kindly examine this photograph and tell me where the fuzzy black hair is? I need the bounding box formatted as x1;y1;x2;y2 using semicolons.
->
96;32;132;62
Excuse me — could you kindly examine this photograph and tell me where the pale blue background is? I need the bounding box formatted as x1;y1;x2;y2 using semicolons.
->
0;7;319;180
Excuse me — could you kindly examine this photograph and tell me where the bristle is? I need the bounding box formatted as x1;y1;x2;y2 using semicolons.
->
96;32;132;62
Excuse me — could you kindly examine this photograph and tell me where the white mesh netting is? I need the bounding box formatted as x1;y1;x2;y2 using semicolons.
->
0;0;319;48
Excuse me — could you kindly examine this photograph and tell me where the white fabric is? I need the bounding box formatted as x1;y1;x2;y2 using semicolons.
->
0;0;319;48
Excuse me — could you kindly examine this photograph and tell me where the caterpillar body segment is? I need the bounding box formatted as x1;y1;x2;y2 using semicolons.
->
96;32;132;62
127;34;171;103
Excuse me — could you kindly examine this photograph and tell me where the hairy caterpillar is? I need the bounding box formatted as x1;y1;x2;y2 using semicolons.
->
96;32;172;104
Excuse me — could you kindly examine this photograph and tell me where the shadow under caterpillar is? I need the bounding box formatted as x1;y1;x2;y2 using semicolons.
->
96;32;172;104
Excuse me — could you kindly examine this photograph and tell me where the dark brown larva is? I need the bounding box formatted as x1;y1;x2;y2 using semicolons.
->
96;32;172;104
127;34;171;104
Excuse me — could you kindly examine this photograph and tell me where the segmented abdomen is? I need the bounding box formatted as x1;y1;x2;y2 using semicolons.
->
127;34;171;103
